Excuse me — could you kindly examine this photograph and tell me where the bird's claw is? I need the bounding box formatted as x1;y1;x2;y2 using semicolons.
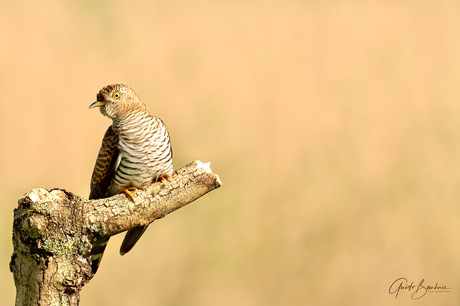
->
157;174;172;182
115;187;138;201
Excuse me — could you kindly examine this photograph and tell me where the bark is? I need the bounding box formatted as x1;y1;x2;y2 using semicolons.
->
10;160;221;306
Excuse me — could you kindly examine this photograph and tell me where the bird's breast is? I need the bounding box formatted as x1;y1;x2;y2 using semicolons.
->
110;115;173;191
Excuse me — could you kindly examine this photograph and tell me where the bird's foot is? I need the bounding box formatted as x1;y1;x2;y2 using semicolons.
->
115;187;138;201
157;174;172;182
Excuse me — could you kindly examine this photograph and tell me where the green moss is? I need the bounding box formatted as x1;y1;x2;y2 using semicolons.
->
30;202;53;214
88;224;107;236
105;199;126;207
43;236;75;256
78;235;91;254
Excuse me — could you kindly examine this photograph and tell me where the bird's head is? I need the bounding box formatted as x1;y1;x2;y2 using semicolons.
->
89;84;146;119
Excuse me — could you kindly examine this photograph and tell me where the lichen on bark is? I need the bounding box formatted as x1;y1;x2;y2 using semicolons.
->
10;160;221;306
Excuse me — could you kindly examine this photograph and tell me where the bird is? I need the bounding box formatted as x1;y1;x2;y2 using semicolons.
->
88;84;173;275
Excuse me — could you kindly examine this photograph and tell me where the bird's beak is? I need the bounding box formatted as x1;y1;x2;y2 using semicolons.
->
89;101;107;109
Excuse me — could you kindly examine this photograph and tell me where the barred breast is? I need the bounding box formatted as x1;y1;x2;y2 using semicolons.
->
109;111;173;196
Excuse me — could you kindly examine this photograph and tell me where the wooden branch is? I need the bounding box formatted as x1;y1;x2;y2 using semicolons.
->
10;160;221;306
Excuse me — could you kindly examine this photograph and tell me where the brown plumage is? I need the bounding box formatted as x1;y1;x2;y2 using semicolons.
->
88;84;173;275
89;126;119;199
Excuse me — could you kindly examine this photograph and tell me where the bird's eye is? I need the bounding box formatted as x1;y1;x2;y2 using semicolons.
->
112;92;121;99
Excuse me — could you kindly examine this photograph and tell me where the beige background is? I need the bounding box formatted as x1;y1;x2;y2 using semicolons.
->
1;1;460;305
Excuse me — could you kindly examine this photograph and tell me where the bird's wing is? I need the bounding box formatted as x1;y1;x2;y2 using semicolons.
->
89;125;120;200
88;125;119;275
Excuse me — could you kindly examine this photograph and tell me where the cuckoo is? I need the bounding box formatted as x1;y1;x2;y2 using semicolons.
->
88;84;173;275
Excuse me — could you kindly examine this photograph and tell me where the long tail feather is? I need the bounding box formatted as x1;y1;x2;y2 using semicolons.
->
120;226;149;255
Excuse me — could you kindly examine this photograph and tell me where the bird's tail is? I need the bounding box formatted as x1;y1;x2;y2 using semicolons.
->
90;236;110;275
119;225;149;255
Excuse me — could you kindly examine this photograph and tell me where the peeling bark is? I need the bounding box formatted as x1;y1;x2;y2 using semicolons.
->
10;160;221;305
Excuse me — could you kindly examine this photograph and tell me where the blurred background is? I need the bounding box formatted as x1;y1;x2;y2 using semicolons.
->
1;0;460;305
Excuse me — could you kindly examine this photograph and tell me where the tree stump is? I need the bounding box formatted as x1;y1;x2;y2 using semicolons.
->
10;160;221;305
